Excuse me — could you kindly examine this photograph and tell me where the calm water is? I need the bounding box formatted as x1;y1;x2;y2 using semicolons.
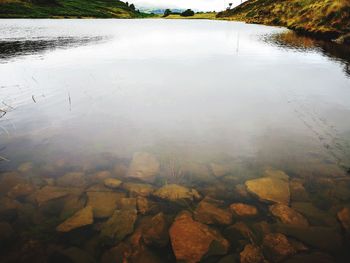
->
0;19;350;263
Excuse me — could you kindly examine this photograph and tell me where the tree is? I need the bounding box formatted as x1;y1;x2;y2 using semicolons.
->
229;3;233;9
163;9;171;17
180;9;194;17
129;3;135;10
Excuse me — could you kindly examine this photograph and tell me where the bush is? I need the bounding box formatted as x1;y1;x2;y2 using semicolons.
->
163;9;171;17
180;9;195;17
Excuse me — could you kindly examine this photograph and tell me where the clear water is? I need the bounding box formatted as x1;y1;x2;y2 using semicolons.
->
0;19;350;263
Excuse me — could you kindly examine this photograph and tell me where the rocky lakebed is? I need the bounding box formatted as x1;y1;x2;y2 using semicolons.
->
0;151;349;263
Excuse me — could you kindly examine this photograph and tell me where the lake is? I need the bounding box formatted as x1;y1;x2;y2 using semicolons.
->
0;19;350;263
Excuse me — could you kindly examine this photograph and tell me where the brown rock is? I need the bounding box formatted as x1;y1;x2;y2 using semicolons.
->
245;177;290;204
0;172;25;194
56;206;93;232
169;211;229;263
56;172;86;188
194;197;232;225
122;183;154;197
87;190;125;218
90;171;112;183
35;186;78;205
8;183;35;199
289;179;309;201
104;178;122;189
269;204;309;227
100;209;137;242
240;244;264;263
262;233;296;262
337;207;350;233
60;195;85;219
230;203;258;218
153;184;200;201
143;212;170;247
127;152;160;182
263;168;289;181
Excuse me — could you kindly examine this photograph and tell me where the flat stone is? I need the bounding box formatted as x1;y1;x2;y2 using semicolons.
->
127;152;160;182
104;178;122;189
262;233;296;262
35;186;78;205
240;244;265;263
57;206;93;232
100;209;137;242
60;195;86;219
169;211;229;263
56;172;86;188
143;212;170;247
224;221;258;246
230;203;258;218
269;204;309;227
194;197;232;225
122;183;154;197
337;207;350;233
245;177;290;204
153;184;200;201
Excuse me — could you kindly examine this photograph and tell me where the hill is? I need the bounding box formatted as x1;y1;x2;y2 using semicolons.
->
217;0;350;42
0;0;149;18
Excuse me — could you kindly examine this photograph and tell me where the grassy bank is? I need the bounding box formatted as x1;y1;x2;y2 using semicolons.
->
163;12;217;20
0;0;149;18
217;0;350;41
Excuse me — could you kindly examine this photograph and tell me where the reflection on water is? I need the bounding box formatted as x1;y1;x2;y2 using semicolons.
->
0;19;350;263
0;36;107;61
269;31;350;76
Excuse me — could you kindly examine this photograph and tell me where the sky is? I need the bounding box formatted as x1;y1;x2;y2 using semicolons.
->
131;0;243;12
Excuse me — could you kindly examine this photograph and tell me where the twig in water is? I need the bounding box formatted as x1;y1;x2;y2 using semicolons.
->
32;95;36;103
68;92;71;111
0;155;10;162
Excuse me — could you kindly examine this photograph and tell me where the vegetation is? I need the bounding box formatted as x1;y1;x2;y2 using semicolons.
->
180;9;194;17
163;12;217;20
217;0;350;40
0;0;150;18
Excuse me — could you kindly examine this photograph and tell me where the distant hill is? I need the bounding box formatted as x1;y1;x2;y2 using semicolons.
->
217;0;350;41
139;8;185;15
0;0;150;18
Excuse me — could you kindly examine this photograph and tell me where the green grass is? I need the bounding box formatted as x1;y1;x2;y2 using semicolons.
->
217;0;350;39
0;0;151;18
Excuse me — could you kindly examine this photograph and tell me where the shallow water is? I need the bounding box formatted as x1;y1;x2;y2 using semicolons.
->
0;19;350;263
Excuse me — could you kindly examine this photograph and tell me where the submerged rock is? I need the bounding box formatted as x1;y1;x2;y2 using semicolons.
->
263;168;289;181
291;202;338;227
262;233;296;262
103;178;122;189
35;186;73;205
283;252;334;263
122;183;154;197
210;163;231;177
127;152;160;182
143;212;170;247
224;221;257;247
56;172;86;188
18;162;34;173
100;209;137;242
169;211;229;263
153;184;200;202
7;183;35;199
0;197;21;220
0;221;14;244
275;224;342;252
230;203;258;218
337;207;350;233
87;190;125;218
245;176;290;204
269;204;309;227
289;179;309;201
240;244;265;263
60;195;86;219
194;197;232;225
56;206;93;232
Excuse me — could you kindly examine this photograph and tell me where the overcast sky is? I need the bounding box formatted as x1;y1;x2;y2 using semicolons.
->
131;0;243;12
